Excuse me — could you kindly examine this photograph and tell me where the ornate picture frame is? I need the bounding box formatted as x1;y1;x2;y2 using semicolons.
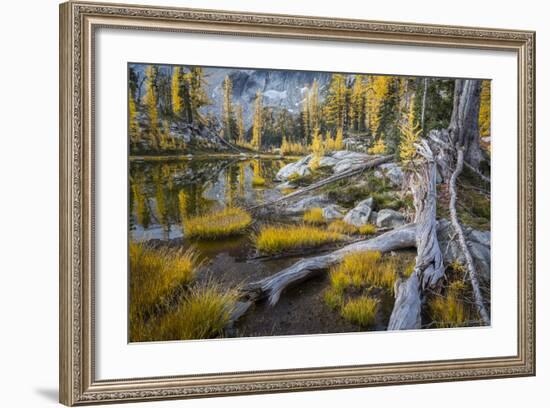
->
59;1;535;405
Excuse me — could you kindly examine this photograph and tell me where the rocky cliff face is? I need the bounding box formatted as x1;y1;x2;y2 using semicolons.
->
201;67;332;129
129;63;334;149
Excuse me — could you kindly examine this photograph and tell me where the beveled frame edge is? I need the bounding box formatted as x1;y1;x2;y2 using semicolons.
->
59;1;536;405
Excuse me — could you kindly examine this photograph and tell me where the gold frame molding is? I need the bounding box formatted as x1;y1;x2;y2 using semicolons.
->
59;1;536;405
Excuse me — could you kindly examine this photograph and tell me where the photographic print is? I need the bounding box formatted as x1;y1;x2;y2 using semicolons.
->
128;63;492;343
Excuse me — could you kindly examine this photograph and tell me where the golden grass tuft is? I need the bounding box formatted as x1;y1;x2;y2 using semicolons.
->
129;242;202;341
303;208;325;225
251;175;266;187
358;224;377;235
183;207;252;240
328;220;358;235
154;281;239;340
403;259;416;278
429;280;470;328
329;251;397;291
254;225;343;254
130;280;239;342
341;296;379;327
429;295;469;328
329;268;352;293
328;220;377;236
129;242;201;313
323;288;344;310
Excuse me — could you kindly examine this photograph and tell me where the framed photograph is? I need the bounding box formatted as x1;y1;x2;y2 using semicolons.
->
59;1;535;405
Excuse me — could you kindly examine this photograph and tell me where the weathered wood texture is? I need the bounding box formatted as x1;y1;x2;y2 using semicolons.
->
242;224;417;306
388;141;444;330
448;79;482;169
247;155;392;211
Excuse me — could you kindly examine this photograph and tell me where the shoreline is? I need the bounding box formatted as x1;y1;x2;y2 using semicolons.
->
129;152;302;161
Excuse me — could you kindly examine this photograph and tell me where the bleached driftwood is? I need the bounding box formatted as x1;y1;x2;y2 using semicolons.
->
242;224;417;306
388;141;444;330
448;79;483;170
247;155;392;211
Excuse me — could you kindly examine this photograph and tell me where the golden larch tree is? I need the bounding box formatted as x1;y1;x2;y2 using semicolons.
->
365;75;391;139
144;65;159;149
309;127;324;170
349;75;365;131
188;67;209;124
368;138;387;155
222;75;234;141
324;131;335;151
171;66;182;115
479;80;491;138
324;74;348;132
399;99;422;162
251;90;263;150
236;104;245;145
334;127;344;150
309;79;320;131
128;90;139;143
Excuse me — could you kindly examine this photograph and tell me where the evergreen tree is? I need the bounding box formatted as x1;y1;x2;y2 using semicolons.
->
129;90;139;144
349;75;366;132
129;66;139;102
222;75;235;141
144;65;159;149
275;109;291;141
188;67;209;124
309;79;320;132
171;66;183;116
365;75;391;139
252;90;263;150
420;79;455;133
324;74;348;132
181;72;193;123
334;127;344;150
368;138;387;155
309;127;324;169
399;99;422;162
236;104;245;145
156;69;172;117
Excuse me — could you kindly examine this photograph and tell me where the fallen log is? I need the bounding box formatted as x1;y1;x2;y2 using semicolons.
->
247;155;392;211
242;224;417;306
231;218;489;328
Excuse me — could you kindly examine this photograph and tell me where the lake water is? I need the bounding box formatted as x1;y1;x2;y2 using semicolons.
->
129;156;288;241
128;155;404;337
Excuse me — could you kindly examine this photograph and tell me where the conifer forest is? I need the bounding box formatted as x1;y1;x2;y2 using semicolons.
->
128;63;492;342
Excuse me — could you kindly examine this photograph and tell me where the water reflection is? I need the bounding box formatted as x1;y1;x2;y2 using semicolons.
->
129;157;287;241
